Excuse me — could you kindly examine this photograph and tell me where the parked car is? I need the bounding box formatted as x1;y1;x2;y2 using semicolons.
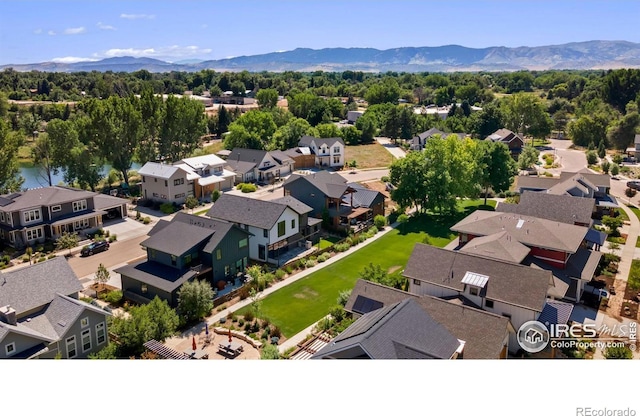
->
627;180;640;190
81;240;110;257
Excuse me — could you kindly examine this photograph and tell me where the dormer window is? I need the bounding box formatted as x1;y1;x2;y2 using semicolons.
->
461;271;489;297
204;169;210;175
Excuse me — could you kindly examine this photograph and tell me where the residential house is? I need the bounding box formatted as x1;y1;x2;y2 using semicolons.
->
347;279;513;358
486;128;524;154
175;154;235;199
282;171;385;231
403;243;550;351
410;128;446;151
0;186;127;249
225;148;294;184
515;170;617;216
625;134;640;159
347;111;363;124
313;298;465;359
0;257;110;359
116;212;250;306
298;136;345;169
206;194;318;265
450;210;603;302
283;146;316;169
496;192;595;226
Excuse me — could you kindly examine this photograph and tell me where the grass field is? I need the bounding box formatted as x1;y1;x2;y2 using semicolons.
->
345;143;395;169
317;236;341;250
237;199;496;338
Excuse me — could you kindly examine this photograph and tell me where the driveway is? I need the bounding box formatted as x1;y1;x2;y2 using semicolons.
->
375;137;406;159
537;139;587;175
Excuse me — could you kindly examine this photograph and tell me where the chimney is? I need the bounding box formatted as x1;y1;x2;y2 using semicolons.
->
0;305;17;326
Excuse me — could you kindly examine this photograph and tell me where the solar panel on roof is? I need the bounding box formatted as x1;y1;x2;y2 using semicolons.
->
352;295;383;314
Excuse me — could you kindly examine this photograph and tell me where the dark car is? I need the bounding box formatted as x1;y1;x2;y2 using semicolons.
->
627;180;640;190
81;240;109;256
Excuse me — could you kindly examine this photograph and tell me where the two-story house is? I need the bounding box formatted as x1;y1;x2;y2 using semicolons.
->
0;257;111;359
206;193;316;265
115;212;250;307
403;243;550;353
485;128;524;155
298;136;345;169
282;171;385;231
225;148;294;184
450;210;603;302
0;186;127;249
139;155;235;205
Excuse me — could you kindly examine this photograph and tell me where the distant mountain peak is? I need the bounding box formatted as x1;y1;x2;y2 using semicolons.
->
3;41;640;73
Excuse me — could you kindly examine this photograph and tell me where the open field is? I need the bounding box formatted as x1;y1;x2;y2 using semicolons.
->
345;143;395;169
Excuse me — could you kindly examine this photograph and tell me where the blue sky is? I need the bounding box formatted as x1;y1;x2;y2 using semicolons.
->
1;0;639;64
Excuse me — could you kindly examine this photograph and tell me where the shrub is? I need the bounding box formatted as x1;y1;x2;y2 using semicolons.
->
381;176;390;182
135;210;141;220
143;217;151;225
284;265;293;274
22;254;30;263
374;215;387;229
2;255;10;264
243;310;254;323
586;151;598;165
212;189;221;202
306;259;316;267
317;252;331;263
238;319;245;327
358;234;367;243
298;258;307;269
261;319;270;329
345;237;355;246
275;269;286;280
38;257;46;262
236;183;257;193
109;235;117;243
160;203;175;214
625;187;637;198
104;290;123;304
334;243;350;252
271;326;282;338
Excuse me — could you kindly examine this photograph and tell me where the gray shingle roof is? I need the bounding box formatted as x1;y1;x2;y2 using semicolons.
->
345;183;385;208
0;257;82;315
459;231;531;263
516;175;560;191
559;170;611;189
138;162;183;179
416;128;446;141
486;128;522;144
283;171;351;199
115;260;197;293
314;298;461;359
343;279;511;359
404;244;550;312
93;194;128;211
451;210;588;253
171;212;246;254
0;186;97;211
224;159;256;174
227;148;268;165
206;193;288;229
496;192;595;226
271;196;313;215
40;293;109;338
547;174;597;196
142;221;215;256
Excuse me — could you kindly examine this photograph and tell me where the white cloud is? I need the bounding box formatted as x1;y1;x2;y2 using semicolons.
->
97;22;116;31
51;56;99;64
100;45;212;59
48;30;56;36
34;28;43;35
120;13;155;20
64;27;86;35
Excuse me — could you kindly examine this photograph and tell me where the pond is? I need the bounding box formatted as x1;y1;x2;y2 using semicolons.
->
18;163;142;190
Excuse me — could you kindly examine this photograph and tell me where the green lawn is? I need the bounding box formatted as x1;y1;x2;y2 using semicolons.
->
237;199;495;338
628;260;640;291
626;205;640;222
617;207;631;222
317;236;342;250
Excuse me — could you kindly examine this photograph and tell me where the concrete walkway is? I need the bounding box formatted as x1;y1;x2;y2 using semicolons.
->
375;137;406;159
612;200;640;283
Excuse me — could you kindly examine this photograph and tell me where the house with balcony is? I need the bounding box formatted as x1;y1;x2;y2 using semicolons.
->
450;210;603;302
403;243;550;352
282;171;385;231
298;136;345;169
115;212;250;307
140;155;235;205
0;257;110;359
225;148;294;184
0;186;127;249
206;194;318;265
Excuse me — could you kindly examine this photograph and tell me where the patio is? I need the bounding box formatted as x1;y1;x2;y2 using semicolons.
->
163;327;260;360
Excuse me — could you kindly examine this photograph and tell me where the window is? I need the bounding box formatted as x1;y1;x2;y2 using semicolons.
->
81;317;89;328
214;166;222;173
0;212;4;222
165;180;168;187
81;329;91;352
333;146;340;154
142;176;146;183
485;299;494;308
502;313;512;319
171;255;177;266
263;229;268;238
185;254;192;265
239;238;248;248
23;209;41;223
9;232;14;243
174;178;184;186
291;219;296;230
175;193;185;199
51;205;61;213
469;287;479;296
26;227;43;241
413;279;421;286
72;200;87;212
95;322;106;345
277;221;286;237
5;342;15;356
154;178;157;183
66;336;77;359
141;284;148;294
74;218;89;230
216;249;222;260
333;156;340;164
149;249;156;259
258;244;266;260
204;169;210;175
224;265;230;276
7;214;11;225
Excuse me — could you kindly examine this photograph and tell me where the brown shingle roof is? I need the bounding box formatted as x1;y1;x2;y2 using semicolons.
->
459;231;531;263
496;192;594;226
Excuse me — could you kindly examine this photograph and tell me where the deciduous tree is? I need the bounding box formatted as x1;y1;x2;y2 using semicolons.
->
177;280;214;323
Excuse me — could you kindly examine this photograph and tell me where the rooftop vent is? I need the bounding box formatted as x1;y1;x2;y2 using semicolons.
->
0;305;17;326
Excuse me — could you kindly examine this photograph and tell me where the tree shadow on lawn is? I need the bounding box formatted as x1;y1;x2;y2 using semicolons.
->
396;204;494;238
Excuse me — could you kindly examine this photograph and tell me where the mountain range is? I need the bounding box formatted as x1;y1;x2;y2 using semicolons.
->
4;41;640;73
